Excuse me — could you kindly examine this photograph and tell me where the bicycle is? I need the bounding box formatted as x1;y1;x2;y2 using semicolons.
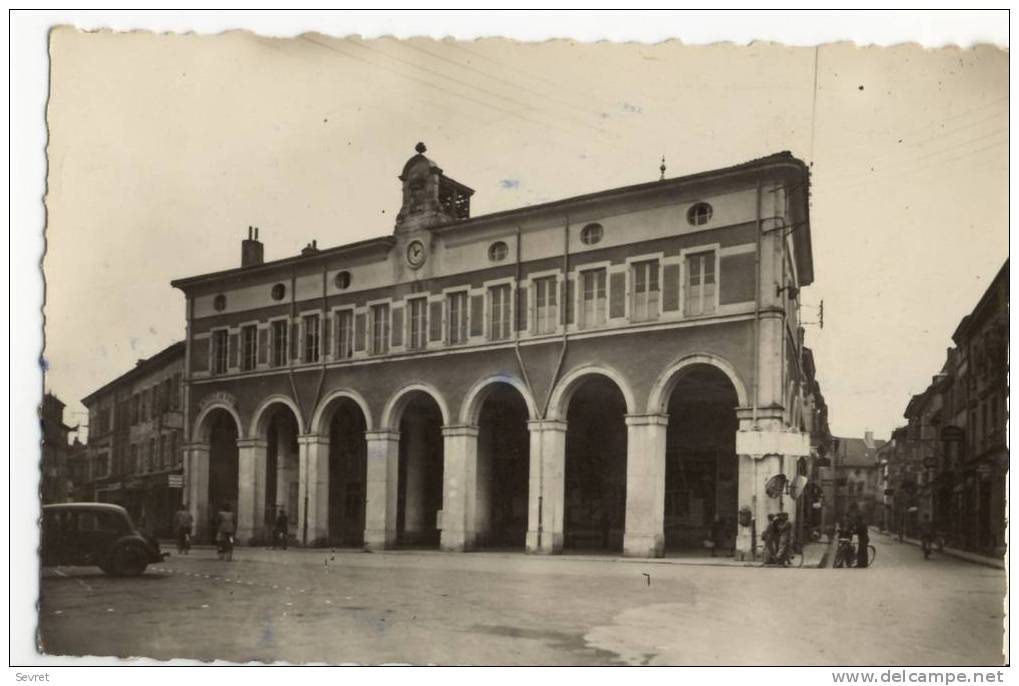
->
757;541;804;568
833;536;876;567
217;533;234;561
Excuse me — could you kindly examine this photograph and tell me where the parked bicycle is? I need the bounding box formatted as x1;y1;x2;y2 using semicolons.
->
833;533;876;568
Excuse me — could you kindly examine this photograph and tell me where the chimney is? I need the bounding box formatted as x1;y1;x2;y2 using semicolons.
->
864;430;874;448
301;239;320;256
242;226;264;268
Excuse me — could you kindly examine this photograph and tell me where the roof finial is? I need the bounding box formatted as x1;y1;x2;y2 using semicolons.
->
659;154;667;181
415;141;427;154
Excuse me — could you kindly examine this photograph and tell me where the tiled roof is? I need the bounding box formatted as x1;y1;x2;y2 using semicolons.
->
835;436;887;468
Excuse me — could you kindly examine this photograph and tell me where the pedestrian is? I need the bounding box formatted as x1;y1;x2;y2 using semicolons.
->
173;504;193;555
215;502;236;561
848;503;870;568
761;513;777;564
775;511;793;565
273;507;289;550
918;513;934;560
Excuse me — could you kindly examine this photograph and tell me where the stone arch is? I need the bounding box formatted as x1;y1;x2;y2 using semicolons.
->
193;401;244;443
547;364;637;421
380;383;451;430
310;388;375;435
647;353;750;415
459;375;539;426
249;394;306;439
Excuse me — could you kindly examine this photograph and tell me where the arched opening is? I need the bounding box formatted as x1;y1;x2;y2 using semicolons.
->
207;408;240;536
564;376;628;552
396;392;444;548
262;405;300;543
664;364;739;555
327;398;368;547
475;383;530;548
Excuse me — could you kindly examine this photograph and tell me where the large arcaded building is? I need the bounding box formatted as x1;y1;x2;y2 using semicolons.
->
172;144;817;558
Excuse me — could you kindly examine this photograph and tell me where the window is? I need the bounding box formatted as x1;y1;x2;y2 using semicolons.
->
271;283;287;301
212;329;229;374
239;325;257;371
534;277;558;334
687;202;713;226
370;304;390;355
336;310;354;360
408;298;428;350
488;241;509;262
130;444;138;474
489;285;512;340
580;269;607;328
303;314;320;362
334;271;351;290
271;320;289;367
169;432;179;466
580;223;603;245
171;373;181;409
132;394;140;424
159;434;167;468
631;260;660;321
685;251;717;316
213;294;227;311
447;292;468;344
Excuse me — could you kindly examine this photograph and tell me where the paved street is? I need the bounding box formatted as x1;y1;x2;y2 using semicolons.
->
37;532;1005;665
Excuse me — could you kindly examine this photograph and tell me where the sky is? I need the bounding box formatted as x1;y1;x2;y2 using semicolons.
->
42;27;1008;441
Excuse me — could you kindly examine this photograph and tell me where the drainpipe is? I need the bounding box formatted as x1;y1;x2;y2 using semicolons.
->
536;216;571;551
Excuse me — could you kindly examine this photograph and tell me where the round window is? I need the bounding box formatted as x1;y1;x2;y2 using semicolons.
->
687;202;713;226
213;294;227;312
334;271;351;290
580;223;603;245
271;283;287;301
488;241;509;262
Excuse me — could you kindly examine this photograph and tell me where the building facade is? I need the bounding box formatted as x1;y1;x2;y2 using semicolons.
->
832;432;886;524
81;342;186;537
172;146;818;558
883;260;1008;556
40;393;76;503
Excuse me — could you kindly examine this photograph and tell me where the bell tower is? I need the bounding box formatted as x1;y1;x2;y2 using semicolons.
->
395;142;474;233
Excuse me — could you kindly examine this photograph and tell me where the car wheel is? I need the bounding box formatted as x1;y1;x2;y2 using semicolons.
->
108;544;148;577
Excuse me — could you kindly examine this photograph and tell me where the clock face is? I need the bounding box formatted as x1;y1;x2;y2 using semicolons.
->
406;240;426;268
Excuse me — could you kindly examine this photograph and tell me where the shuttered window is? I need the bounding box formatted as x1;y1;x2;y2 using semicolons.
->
448;292;468;344
336;310;354;359
241;325;257;371
271;320;289;367
489;285;512;340
303;314;320;363
370;304;390;356
631;260;660;321
534;277;558;334
685;251;717;316
408;298;428;350
580;269;607;328
212;330;229;374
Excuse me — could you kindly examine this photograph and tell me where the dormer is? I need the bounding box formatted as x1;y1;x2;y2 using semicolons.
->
395;142;474;233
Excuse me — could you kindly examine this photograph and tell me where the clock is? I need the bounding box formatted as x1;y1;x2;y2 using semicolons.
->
406;240;426;268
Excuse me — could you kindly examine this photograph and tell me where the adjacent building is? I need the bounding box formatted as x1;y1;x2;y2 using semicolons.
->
883;260;1008;557
80;341;186;537
832;432;886;524
171;145;821;558
40;393;76;503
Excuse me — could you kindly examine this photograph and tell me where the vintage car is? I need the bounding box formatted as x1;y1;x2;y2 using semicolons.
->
41;502;167;576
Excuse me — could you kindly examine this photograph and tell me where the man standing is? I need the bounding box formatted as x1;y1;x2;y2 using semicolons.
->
173;504;193;555
918;513;934;559
775;512;794;565
852;504;870;568
273;508;289;550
